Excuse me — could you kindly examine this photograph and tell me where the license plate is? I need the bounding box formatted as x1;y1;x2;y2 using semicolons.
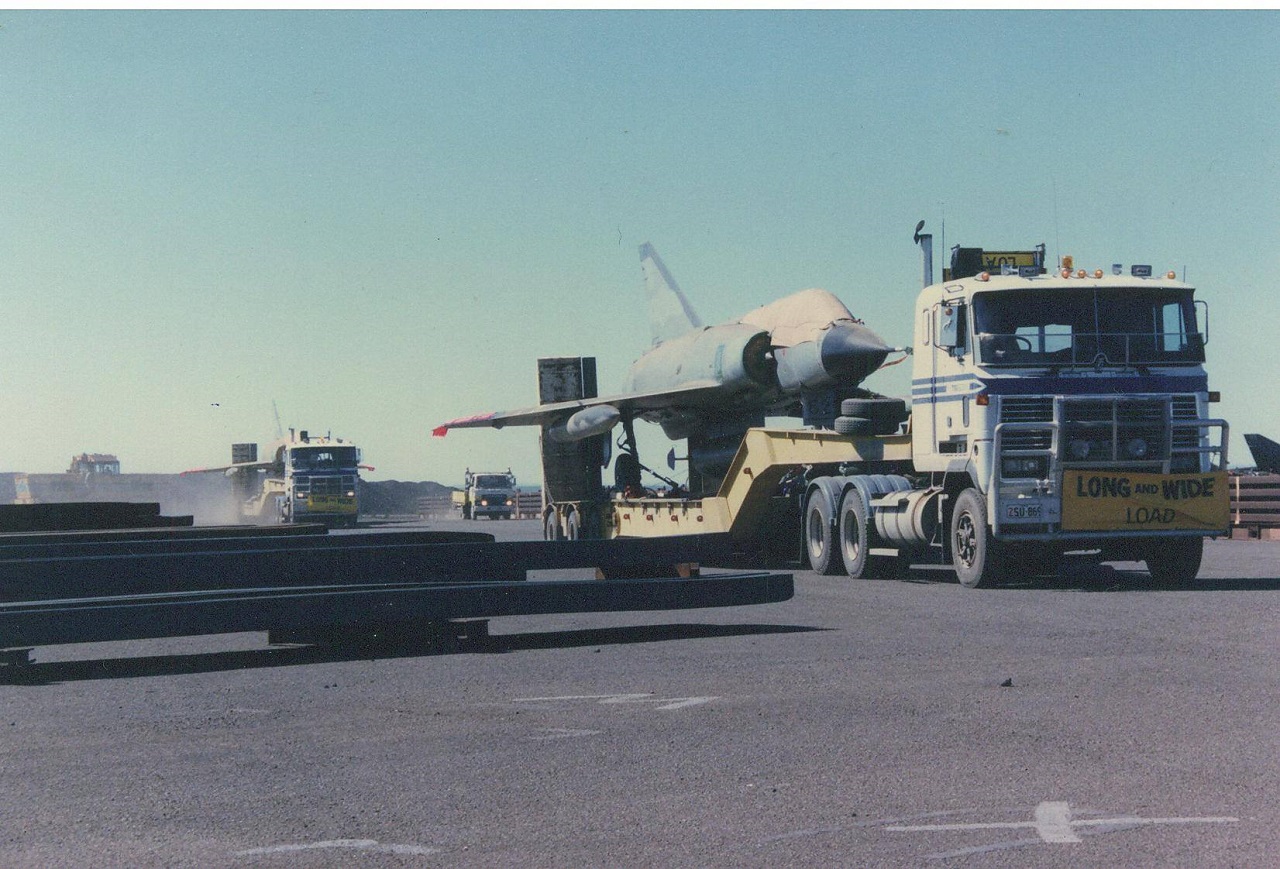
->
1006;504;1043;520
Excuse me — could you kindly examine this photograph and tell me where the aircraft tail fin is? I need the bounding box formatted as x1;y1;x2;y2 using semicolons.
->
640;242;703;346
1244;433;1280;474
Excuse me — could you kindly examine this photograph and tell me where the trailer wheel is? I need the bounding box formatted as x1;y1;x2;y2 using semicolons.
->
950;488;1004;588
544;510;563;541
565;509;581;541
804;489;843;575
1145;537;1203;587
838;488;871;578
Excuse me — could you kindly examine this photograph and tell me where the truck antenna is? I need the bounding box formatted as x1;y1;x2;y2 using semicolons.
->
272;400;284;440
1052;175;1062;268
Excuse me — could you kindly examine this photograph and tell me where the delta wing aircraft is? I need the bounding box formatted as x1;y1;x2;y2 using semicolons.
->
433;243;897;485
1244;433;1280;474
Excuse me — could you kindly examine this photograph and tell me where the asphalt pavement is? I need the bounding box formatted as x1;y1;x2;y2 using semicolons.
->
1;519;1276;868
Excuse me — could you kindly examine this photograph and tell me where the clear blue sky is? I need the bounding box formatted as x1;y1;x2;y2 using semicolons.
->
1;10;1276;483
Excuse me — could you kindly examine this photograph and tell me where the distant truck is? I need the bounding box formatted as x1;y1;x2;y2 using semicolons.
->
186;430;367;527
454;469;517;520
67;453;121;477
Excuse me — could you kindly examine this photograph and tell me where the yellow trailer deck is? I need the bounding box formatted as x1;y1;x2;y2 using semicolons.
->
604;428;913;541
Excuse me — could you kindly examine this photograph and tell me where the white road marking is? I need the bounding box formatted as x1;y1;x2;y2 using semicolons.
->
527;727;602;740
655;696;717;710
1034;801;1081;843
512;693;718;710
235;838;439;857
885;800;1238;849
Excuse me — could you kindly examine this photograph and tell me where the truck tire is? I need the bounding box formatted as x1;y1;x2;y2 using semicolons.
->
804;489;843;575
544;510;563;541
833;416;874;436
950;488;1004;588
1145;537;1203;587
838;487;871;578
840;398;908;434
565;509;581;541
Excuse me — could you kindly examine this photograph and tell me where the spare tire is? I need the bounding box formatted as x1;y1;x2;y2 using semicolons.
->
840;398;908;435
833;416;874;436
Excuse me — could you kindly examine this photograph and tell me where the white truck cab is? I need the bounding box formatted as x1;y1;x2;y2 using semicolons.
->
909;240;1228;585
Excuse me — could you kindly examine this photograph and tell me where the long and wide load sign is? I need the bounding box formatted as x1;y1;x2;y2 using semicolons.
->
1061;470;1229;532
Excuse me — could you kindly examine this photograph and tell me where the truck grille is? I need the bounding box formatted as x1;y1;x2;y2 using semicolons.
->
1171;396;1201;453
1000;397;1053;423
295;475;357;495
998;394;1203;468
1002;429;1053;450
1062;398;1168;465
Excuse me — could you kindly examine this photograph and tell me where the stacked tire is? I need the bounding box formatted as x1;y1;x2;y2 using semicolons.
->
833;398;909;437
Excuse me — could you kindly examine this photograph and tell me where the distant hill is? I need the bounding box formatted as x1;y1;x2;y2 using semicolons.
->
359;479;456;516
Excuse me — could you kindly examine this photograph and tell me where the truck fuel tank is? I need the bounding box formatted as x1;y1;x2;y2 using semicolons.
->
873;487;943;547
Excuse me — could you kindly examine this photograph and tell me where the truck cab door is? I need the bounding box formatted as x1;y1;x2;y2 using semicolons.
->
931;300;968;456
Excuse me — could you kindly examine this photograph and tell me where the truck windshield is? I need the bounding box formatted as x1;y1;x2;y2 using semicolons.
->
475;475;511;488
973;288;1204;367
291;446;359;470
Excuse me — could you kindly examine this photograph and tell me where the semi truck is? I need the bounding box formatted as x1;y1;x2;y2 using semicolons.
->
453;468;518;519
186;430;366;527
537;232;1229;588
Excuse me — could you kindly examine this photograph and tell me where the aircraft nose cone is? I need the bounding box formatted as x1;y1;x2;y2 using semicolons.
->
820;321;892;384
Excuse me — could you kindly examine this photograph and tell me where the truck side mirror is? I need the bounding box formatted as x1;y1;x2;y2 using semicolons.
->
936;303;964;350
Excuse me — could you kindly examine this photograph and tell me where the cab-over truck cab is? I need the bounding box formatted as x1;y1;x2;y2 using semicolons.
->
914;246;1228;586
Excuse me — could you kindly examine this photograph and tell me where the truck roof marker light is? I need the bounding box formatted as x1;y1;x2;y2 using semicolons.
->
1167;270;1177;280
1061;268;1072;279
975;392;990;406
977;272;990;282
1093;269;1104;279
1076;269;1087;278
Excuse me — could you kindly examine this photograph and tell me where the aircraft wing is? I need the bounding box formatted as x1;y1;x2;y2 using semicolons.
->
180;461;277;476
432;381;728;438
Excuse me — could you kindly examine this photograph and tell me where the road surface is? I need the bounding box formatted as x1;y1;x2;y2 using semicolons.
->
1;521;1275;867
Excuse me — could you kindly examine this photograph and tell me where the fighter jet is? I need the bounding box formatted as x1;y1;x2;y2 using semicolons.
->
433;243;895;483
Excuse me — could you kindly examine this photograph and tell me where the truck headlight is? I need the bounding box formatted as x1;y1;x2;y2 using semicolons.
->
1068;439;1091;461
479;498;488;506
1002;456;1047;478
1125;437;1149;459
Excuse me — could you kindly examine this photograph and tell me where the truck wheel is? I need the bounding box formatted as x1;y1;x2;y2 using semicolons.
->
838;487;871;578
804;490;843;575
565;510;581;541
950;488;1004;588
544;510;563;541
1145;537;1203;586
